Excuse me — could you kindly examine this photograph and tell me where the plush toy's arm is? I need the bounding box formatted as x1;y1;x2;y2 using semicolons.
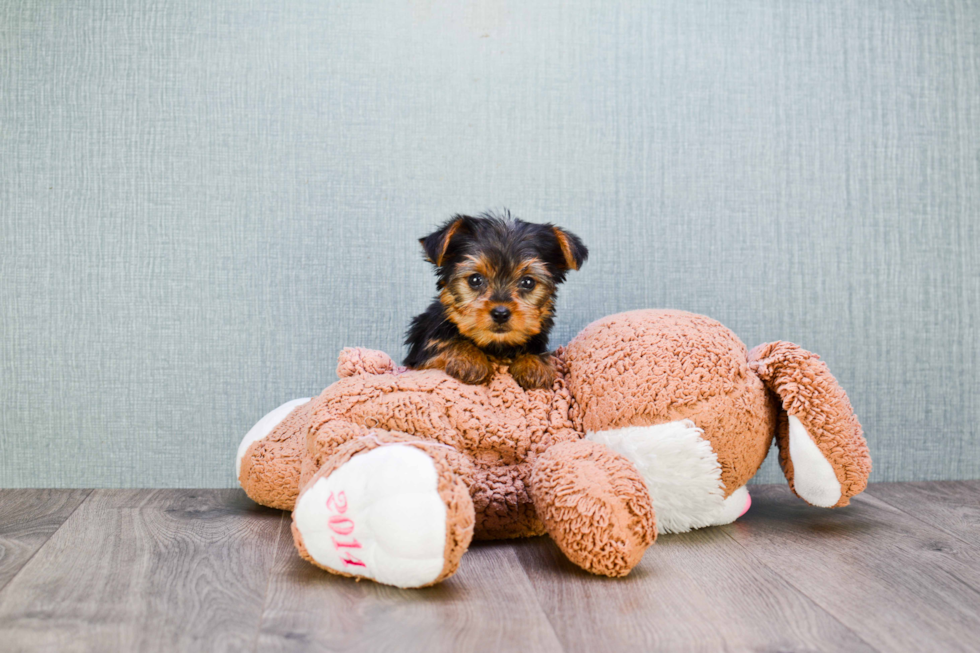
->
748;342;871;508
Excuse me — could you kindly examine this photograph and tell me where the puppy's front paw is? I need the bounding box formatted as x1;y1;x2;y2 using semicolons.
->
420;338;495;385
444;352;495;385
509;354;556;390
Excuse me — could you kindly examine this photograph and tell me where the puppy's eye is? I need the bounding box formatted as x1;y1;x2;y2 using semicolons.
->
467;274;485;289
518;276;536;291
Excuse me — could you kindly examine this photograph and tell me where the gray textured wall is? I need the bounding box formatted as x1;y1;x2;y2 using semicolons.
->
2;0;978;488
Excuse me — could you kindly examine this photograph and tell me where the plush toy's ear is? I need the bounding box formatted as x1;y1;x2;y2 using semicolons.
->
419;216;471;267
552;226;588;272
748;341;870;508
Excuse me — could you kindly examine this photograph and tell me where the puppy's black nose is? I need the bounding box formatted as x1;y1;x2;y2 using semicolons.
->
490;306;511;324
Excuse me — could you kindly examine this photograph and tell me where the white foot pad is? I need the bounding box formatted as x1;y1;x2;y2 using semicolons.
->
236;397;310;478
293;445;448;588
788;416;843;507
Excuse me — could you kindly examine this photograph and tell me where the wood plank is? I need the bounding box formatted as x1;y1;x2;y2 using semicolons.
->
725;484;980;653
257;527;564;653
866;481;980;545
514;526;873;653
0;489;283;652
0;489;91;593
515;535;733;652
653;526;876;652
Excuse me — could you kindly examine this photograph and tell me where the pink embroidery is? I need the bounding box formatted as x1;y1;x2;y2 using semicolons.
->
340;552;366;568
325;491;366;568
331;536;362;549
325;491;348;513
328;515;355;536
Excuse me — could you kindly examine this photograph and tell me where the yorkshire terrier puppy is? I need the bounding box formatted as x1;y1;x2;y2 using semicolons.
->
405;212;588;390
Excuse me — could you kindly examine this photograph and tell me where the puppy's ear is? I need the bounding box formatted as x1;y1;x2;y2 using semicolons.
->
419;216;471;267
552;226;588;272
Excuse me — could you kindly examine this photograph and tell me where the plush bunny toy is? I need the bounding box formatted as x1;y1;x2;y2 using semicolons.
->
237;310;870;588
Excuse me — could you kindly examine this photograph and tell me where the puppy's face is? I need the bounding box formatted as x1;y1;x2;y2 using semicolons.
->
442;252;555;347
419;213;588;349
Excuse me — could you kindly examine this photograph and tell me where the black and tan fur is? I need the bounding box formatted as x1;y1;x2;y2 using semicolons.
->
405;212;588;390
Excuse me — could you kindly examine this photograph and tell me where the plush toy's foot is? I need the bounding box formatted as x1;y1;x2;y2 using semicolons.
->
531;440;656;577
237;397;312;511
292;441;474;588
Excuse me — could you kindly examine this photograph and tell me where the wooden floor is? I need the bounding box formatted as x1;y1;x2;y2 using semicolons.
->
0;483;978;652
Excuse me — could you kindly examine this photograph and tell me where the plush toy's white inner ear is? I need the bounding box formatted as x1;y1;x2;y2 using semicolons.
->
236;398;310;478
787;415;843;507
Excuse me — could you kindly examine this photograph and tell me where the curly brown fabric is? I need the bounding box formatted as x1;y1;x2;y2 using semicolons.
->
748;341;871;507
531;440;656;576
336;346;400;378
238;399;312;510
